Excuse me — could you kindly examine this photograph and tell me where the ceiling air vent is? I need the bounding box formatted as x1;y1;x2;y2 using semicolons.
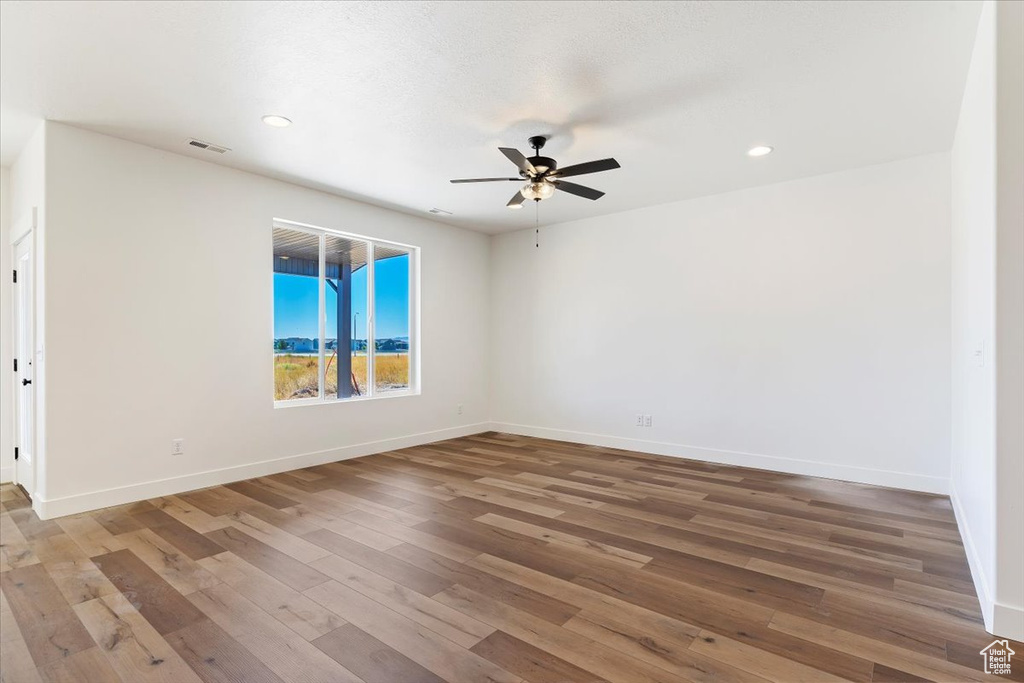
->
187;138;230;154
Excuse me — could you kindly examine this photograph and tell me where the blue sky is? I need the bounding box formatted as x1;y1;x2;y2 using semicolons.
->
274;254;409;339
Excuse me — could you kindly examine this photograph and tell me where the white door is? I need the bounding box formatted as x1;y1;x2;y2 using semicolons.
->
13;235;34;495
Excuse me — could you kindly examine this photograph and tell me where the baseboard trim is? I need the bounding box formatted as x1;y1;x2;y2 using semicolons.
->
489;422;949;494
991;602;1024;642
34;423;491;520
950;483;1024;640
950;482;995;633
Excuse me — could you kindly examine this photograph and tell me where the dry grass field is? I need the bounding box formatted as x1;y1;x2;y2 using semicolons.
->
274;353;408;399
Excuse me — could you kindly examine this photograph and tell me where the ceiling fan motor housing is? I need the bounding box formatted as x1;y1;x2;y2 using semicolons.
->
526;135;556;174
526;156;557;175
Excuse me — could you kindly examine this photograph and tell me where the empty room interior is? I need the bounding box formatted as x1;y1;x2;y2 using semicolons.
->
1;1;1023;682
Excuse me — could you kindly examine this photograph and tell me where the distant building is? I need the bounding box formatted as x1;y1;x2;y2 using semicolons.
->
275;337;402;353
276;337;315;352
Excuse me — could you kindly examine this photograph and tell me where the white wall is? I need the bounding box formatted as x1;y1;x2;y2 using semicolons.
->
0;166;11;483
992;0;1023;640
950;0;1023;641
491;153;952;493
6;123;46;495
38;122;490;517
950;0;997;633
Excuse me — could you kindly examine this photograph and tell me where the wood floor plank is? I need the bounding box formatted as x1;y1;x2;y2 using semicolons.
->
303;527;454;596
131;508;226;560
8;506;64;543
470;629;609;683
870;662;932;682
178;488;251;518
474;512;654;568
338;465;460;504
93;506;147;536
436;583;686;683
241;501;323;536
0;563;96;668
44;554;120;606
165;618;285;683
312;622;445;683
342;508;481;562
0;538;38;572
572;558;776;635
388;543;581;625
475;475;611;510
36;646;121;683
1;589;45;683
561;610;771;683
151;496;232;535
434;479;573;517
223;510;331;564
318;487;425;525
93;548;207;635
768;610;987;682
286;503;402;551
204;526;329;592
187;583;365;683
304;579;521;683
688;628;849;682
117;528;221;595
2;433;1002;683
197;551;346;640
223;481;298;510
946;639;1024;683
412;518;600;581
73;591;204;683
54;514;128;558
309;552;495;648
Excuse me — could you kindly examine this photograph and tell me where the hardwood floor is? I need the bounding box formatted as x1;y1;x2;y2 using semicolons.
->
2;432;1020;682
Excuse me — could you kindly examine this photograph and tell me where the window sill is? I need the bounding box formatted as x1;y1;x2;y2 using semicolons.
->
274;389;419;409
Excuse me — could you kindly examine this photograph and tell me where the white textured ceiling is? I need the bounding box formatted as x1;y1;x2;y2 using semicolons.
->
0;1;980;233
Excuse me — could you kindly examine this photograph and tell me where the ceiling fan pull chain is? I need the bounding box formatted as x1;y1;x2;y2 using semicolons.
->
535;200;540;248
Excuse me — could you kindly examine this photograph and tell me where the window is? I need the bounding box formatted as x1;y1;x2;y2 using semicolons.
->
273;221;416;404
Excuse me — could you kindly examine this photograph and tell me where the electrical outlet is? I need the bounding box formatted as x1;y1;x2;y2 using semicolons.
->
635;414;644;427
171;439;184;455
644;415;653;427
457;404;464;415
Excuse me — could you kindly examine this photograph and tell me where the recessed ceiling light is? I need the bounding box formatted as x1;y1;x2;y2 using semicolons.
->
747;145;773;157
262;115;292;128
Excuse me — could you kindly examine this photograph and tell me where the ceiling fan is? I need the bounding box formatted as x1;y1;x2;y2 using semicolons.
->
450;136;621;209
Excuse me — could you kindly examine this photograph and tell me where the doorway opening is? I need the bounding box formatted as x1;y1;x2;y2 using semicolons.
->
12;231;35;499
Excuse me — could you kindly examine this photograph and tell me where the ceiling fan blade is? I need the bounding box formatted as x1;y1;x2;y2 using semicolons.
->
553;180;605;200
507;191;527;207
551;158;620;178
499;147;537;176
450;177;521;183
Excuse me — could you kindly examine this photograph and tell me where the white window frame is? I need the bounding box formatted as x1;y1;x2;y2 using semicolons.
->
272;218;419;407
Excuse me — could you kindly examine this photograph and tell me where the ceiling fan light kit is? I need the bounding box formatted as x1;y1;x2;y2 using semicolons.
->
522;180;555;201
451;134;621;209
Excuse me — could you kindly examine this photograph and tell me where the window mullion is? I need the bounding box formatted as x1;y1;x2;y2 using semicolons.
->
409;248;417;393
367;241;375;398
318;233;326;401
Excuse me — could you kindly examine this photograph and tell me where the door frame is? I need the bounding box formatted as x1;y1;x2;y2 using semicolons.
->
10;218;36;500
